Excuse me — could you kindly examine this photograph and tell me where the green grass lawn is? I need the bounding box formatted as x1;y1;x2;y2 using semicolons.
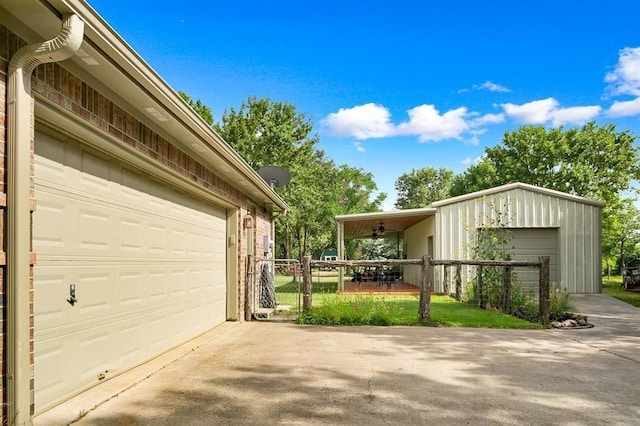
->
274;275;540;328
602;275;640;308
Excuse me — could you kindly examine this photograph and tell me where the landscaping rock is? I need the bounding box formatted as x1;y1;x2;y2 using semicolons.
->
551;312;593;329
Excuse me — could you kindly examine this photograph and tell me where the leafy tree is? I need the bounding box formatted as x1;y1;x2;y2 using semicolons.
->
394;167;454;209
451;122;640;205
214;96;316;170
450;160;499;196
602;197;640;275
178;91;214;125
212;96;385;260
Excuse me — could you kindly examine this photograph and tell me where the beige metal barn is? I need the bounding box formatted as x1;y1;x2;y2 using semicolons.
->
336;182;604;294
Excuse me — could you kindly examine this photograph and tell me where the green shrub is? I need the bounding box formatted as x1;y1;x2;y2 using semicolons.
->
549;286;570;320
298;295;420;326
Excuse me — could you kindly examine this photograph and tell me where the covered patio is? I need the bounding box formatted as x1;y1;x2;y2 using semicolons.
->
335;208;436;292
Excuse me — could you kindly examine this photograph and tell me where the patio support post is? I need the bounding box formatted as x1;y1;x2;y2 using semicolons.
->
337;221;344;291
302;256;312;313
539;256;550;325
419;255;432;320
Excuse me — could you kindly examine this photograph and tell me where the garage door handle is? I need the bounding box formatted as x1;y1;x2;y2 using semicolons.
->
67;284;78;306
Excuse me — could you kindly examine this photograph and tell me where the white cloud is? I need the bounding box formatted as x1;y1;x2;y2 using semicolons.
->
321;103;393;139
466;129;487;146
322;103;473;142
470;113;505;127
474;81;511;93
461;155;485;166
605;47;640;97
608;97;640;117
550;105;601;126
395;105;469;142
501;98;601;125
501;98;559;123
323;96;600;147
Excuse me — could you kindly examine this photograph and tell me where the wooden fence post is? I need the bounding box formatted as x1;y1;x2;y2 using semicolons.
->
502;266;512;314
443;265;450;295
455;263;462;301
539;256;550;325
419;255;432;320
302;256;312;313
477;265;484;309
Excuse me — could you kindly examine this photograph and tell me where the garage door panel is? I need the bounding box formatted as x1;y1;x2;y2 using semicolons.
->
511;228;558;291
36;185;223;260
34;132;228;412
119;272;143;305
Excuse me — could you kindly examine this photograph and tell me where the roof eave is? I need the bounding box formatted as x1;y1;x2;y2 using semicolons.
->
42;0;289;214
430;182;605;208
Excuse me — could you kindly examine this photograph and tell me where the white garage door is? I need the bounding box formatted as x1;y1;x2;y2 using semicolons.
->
511;228;558;292
33;132;227;412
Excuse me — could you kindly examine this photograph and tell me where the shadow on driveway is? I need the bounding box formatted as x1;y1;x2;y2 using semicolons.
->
38;295;640;425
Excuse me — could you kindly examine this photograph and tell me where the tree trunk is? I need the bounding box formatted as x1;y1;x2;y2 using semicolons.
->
620;238;626;274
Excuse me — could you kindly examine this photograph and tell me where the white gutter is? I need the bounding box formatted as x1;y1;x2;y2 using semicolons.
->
7;14;84;425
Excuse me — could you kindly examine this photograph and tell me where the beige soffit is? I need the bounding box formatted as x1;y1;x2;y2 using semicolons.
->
430;182;606;208
336;208;437;239
16;0;288;213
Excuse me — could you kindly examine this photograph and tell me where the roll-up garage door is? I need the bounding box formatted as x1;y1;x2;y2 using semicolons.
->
33;132;227;412
511;228;558;292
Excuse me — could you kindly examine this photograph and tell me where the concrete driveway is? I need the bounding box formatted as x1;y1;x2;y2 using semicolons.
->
37;295;640;425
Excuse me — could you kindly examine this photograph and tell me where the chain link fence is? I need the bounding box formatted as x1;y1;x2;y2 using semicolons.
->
251;259;301;320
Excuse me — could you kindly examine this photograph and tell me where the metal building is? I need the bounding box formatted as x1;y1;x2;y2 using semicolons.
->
337;182;604;294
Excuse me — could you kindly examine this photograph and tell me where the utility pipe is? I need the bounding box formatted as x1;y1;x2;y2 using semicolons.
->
7;14;84;425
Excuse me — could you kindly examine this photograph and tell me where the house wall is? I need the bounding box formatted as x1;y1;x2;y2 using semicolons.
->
403;216;435;287
0;23;274;419
434;187;602;293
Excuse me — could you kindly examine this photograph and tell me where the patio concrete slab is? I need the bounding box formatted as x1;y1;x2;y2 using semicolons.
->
36;295;640;425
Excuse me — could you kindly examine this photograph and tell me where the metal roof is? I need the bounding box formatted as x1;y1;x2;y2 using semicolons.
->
430;182;605;208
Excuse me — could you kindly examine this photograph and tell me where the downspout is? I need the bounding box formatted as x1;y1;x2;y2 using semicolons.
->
7;14;84;425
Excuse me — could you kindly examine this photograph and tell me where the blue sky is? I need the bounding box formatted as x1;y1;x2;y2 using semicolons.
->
89;0;640;210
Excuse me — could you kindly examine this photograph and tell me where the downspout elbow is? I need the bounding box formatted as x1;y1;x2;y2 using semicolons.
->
7;13;84;425
8;14;84;77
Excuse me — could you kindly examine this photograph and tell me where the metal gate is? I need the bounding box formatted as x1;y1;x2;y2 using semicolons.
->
251;259;301;320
